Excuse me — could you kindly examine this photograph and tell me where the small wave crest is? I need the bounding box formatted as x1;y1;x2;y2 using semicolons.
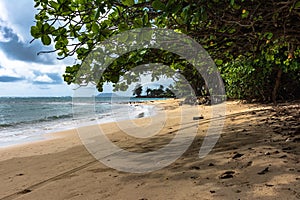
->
0;114;74;128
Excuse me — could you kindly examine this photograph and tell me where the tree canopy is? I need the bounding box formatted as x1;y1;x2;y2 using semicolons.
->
134;84;176;98
31;0;300;102
133;83;143;97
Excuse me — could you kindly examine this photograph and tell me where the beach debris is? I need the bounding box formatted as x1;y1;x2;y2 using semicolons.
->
18;189;32;194
210;190;216;193
183;96;201;105
190;166;200;170
241;161;253;168
265;183;274;187
246;161;253;167
219;171;235;179
193;116;204;120
279;155;287;158
282;146;292;151
232;153;244;159
16;173;24;176
258;167;269;175
137;112;145;118
285;138;292;142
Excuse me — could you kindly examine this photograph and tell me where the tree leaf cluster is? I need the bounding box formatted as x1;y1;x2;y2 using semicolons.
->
31;0;300;101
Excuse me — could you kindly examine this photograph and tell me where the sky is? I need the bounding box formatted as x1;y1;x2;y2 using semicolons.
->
0;0;83;97
0;0;173;97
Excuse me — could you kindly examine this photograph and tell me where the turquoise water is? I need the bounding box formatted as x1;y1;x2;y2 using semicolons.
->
0;97;160;147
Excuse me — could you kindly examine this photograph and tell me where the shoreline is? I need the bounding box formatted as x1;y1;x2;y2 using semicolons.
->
0;98;180;163
0;99;164;149
0;100;299;199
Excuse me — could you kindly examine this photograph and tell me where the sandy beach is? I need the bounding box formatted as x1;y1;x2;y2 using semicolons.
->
0;99;299;200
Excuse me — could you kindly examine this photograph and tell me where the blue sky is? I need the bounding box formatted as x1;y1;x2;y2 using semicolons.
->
0;0;80;96
0;0;174;97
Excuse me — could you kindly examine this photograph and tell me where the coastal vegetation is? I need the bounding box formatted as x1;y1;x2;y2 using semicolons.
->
133;84;175;98
31;0;300;103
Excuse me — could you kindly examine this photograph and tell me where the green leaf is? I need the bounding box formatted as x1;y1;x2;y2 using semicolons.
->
215;59;223;65
110;75;119;83
241;10;249;19
152;0;166;11
92;23;99;33
118;22;128;31
143;12;149;25
166;0;175;9
49;1;60;10
76;47;89;59
42;23;50;33
30;26;40;38
232;4;241;10
122;0;134;6
171;4;182;14
228;28;236;34
95;8;101;20
181;5;191;22
295;1;300;9
36;21;43;29
265;32;273;40
133;18;143;28
41;35;51;45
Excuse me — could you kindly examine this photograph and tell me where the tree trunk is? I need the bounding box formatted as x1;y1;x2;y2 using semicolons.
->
272;68;283;105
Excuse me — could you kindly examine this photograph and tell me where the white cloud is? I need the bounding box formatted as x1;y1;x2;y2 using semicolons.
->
0;50;34;79
0;0;75;96
0;47;68;77
0;0;92;96
33;75;54;83
0;0;35;42
0;1;8;23
0;48;73;96
0;66;19;78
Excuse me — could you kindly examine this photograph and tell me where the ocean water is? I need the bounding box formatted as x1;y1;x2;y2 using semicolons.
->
0;97;159;147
